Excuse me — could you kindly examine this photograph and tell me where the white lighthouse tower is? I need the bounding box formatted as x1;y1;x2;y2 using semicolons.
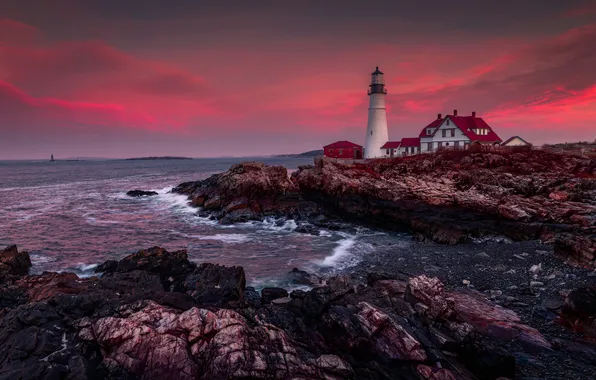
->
364;66;389;159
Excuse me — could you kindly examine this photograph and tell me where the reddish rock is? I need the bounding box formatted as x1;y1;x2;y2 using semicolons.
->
0;245;31;280
16;272;88;302
83;300;353;380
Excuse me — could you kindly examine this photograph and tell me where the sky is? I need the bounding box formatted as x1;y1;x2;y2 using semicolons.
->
1;0;595;159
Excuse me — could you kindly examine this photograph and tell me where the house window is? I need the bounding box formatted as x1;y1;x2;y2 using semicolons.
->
442;129;447;138
386;149;389;155
427;142;433;151
450;129;455;137
426;129;432;135
339;149;343;155
446;119;450;125
370;131;373;135
454;141;460;148
438;142;443;148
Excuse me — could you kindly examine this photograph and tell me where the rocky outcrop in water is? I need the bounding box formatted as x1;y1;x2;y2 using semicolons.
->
172;161;321;223
2;245;595;379
126;190;158;197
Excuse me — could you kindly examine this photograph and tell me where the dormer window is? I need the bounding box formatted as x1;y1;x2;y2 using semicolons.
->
426;128;434;135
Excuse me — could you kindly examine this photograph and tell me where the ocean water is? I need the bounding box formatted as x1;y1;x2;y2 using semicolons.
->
0;157;411;287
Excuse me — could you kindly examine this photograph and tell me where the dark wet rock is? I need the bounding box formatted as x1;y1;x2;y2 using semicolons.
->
0;245;31;281
183;263;245;307
260;287;289;304
290;289;307;299
2;245;596;379
287;268;323;287
126;189;158;197
561;286;596;338
96;246;195;290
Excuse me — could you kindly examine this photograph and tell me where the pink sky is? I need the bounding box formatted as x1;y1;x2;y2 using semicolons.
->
0;0;595;158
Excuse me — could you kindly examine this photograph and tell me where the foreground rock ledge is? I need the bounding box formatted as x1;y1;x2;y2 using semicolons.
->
174;151;596;266
2;245;596;379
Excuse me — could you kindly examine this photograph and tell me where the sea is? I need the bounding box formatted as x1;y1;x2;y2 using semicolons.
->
0;157;411;288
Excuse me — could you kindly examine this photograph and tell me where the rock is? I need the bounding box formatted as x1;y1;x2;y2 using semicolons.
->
261;287;289;304
183;263;245;307
492;264;508;272
287;268;323;286
529;263;542;274
321;302;427;362
172;162;318;222
561;286;596;337
15;272;88;302
0;245;32;280
95;246;195;290
126;189;158;197
530;281;545;288
290;289;307;299
271;297;292;306
85;300;354;379
474;252;491;261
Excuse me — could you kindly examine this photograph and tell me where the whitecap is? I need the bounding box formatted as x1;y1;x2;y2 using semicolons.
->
78;263;99;272
319;236;356;267
194;233;251;244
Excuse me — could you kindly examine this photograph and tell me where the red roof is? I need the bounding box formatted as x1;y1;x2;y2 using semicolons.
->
419;118;444;138
418;115;502;142
400;137;420;147
449;116;502;142
324;140;362;149
381;141;401;149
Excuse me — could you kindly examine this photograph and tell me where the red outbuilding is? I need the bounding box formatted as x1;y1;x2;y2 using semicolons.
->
323;140;363;159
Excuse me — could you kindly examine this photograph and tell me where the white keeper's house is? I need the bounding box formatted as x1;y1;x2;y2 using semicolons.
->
381;110;503;157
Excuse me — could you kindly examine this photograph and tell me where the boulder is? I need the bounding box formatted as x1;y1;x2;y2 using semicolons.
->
0;246;31;280
183;263;245;307
126;189;158;197
96;246;195;289
260;287;289;304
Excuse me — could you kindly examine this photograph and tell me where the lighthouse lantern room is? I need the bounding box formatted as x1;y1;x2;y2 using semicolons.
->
364;66;389;158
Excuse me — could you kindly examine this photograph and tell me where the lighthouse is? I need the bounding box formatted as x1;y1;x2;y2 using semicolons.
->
364;66;389;159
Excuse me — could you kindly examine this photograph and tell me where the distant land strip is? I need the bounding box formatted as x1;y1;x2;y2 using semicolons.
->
126;156;193;160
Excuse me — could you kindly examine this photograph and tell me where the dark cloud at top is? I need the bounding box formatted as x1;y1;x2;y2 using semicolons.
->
1;0;593;44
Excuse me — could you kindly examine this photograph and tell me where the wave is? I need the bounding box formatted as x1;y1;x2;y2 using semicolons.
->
239;217;298;233
192;233;252;244
320;235;356;267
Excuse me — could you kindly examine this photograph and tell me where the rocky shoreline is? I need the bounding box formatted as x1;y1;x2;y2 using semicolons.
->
2;150;595;379
2;244;596;379
173;150;595;267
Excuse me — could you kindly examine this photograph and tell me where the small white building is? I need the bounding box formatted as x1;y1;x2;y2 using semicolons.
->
502;136;531;147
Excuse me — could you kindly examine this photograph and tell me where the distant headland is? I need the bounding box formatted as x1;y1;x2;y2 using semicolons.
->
275;149;323;158
126;156;193;161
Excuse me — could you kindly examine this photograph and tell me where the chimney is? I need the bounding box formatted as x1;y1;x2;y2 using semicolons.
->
453;109;458;116
472;111;476;117
437;113;442;119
